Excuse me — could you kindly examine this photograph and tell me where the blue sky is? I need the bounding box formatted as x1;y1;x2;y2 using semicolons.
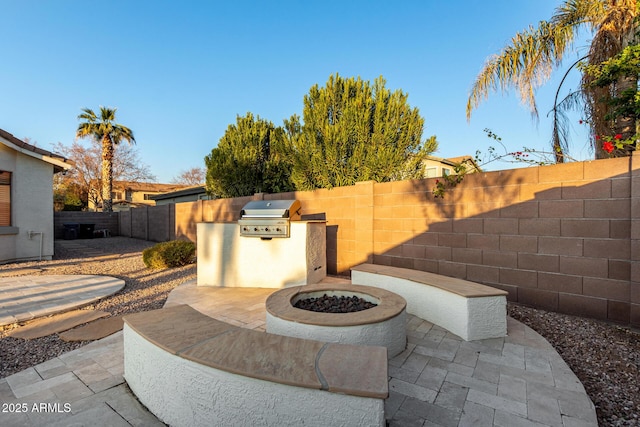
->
1;1;594;183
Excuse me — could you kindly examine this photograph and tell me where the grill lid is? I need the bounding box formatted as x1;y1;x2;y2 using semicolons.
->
240;200;301;220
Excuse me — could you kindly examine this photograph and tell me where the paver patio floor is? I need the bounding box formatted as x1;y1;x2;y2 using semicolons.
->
0;278;597;426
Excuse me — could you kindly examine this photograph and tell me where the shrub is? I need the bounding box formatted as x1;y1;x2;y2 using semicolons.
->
142;240;196;269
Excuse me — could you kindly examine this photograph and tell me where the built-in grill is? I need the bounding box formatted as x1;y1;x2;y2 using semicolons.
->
238;200;301;238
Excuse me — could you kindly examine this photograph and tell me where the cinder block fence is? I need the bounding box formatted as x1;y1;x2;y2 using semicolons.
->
55;154;640;328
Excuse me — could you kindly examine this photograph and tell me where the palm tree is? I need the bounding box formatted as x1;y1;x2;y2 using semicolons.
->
466;0;638;162
76;107;135;212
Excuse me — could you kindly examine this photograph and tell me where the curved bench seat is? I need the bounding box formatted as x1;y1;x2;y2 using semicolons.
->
351;263;508;341
123;304;387;427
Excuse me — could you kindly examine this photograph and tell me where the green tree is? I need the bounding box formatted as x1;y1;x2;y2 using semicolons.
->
53;181;85;211
288;74;436;190
52;138;155;210
466;0;638;161
204;113;294;198
76;107;136;212
583;43;640;130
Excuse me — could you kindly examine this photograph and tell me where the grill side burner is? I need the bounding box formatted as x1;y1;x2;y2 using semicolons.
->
238;200;301;238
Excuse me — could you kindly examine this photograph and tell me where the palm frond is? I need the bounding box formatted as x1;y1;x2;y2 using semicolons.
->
467;0;639;162
546;55;589;161
77;108;96;122
552;0;604;32
100;107;117;123
550;90;585;161
467;18;578;121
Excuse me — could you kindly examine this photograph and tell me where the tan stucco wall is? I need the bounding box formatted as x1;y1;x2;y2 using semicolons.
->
88;189;164;211
130;190;158;203
0;143;55;263
422;158;452;178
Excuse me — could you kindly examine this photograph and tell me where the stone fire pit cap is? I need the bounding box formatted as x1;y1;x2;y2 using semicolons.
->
266;283;407;327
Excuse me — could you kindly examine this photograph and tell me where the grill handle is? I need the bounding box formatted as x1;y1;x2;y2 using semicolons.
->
240;214;287;218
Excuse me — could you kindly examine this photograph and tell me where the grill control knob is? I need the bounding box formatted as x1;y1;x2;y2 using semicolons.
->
276;228;281;232
254;227;259;231
265;227;269;232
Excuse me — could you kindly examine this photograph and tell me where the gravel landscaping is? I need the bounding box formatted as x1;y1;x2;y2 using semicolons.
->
0;237;196;380
0;236;638;425
508;304;639;426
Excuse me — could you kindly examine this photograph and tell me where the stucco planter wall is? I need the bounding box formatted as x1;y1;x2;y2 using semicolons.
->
123;318;385;427
351;264;508;341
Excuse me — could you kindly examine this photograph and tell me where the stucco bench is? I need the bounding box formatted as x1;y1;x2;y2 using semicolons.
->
123;304;388;427
351;263;508;341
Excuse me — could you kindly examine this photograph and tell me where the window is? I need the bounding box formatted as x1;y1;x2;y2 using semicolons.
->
442;168;452;177
143;194;154;201
425;167;438;178
0;171;11;226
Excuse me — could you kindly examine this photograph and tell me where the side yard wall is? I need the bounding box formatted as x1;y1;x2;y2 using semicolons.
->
57;155;640;327
368;157;638;327
118;205;176;242
54;212;119;239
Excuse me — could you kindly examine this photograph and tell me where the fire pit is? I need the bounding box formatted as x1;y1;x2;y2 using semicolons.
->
266;283;407;358
294;293;377;313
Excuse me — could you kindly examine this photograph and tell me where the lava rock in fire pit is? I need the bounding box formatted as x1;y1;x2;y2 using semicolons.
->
294;294;377;313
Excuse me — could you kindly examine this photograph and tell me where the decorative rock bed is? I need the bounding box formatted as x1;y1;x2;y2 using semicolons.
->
266;283;407;358
294;293;377;312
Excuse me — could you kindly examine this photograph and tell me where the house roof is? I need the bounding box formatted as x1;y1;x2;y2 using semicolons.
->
150;185;207;200
111;181;191;193
0;128;74;173
424;155;481;172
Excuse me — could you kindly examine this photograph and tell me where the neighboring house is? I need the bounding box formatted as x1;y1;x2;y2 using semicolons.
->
88;181;191;212
423;155;481;178
150;185;212;205
0;128;73;263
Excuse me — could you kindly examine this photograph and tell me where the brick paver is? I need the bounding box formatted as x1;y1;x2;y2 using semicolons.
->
0;277;598;426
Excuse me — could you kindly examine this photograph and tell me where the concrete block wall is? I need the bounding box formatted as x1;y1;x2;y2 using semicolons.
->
54;212;119;239
147;205;175;242
119;211;132;238
630;154;640;327
118;205;176;242
130;207;149;241
264;186;368;274
368;156;636;327
107;154;640;327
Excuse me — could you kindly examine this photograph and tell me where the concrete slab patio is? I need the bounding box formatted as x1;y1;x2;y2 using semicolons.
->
0;277;597;426
0;275;124;327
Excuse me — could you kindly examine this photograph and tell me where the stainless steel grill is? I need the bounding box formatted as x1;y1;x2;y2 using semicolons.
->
238;200;301;238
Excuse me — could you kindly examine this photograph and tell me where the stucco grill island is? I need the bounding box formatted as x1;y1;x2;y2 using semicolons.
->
197;199;326;288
